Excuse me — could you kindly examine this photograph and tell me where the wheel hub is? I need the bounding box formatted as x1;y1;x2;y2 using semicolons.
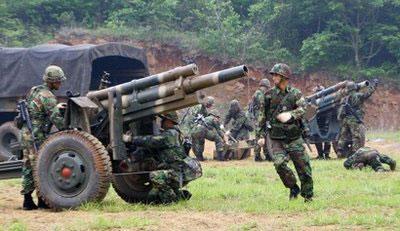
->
50;151;87;196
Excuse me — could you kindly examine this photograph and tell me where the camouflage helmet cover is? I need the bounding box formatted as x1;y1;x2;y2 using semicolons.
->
43;65;67;83
259;78;271;88
229;99;241;112
160;111;179;124
269;63;292;79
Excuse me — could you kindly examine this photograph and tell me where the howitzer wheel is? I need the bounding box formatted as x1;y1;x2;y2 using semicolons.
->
34;130;111;209
0;122;21;161
112;164;156;204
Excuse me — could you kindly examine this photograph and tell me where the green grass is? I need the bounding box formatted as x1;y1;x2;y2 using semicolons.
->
367;130;400;142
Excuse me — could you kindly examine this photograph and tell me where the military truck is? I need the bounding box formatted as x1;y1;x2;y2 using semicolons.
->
0;43;149;162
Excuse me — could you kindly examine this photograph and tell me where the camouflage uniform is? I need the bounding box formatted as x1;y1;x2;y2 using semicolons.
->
250;79;273;161
21;84;64;195
344;147;396;172
267;63;313;201
224;100;253;140
337;84;376;157
191;111;225;161
132;126;202;203
179;104;208;137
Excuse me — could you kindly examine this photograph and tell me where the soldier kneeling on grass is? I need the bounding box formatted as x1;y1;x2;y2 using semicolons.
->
344;147;396;172
131;111;202;204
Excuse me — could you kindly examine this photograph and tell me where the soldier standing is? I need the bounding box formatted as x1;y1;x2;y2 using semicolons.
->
224;99;253;141
180;96;214;138
191;109;226;161
344;147;396;172
132;112;202;203
250;79;273;161
336;79;377;157
266;63;313;202
20;65;66;210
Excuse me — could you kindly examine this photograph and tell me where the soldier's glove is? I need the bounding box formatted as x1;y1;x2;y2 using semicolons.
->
257;138;265;147
276;112;293;123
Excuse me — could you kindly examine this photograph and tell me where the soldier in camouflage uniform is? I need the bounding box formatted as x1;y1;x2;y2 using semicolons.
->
313;85;332;159
250;79;273;161
132;112;202;203
191;109;226;161
344;147;396;172
266;63;313;202
179;96;214;138
20;65;66;210
224;99;253;141
336;80;377;158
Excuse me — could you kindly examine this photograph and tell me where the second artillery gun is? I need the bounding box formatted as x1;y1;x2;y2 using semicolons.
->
32;63;248;209
304;80;371;157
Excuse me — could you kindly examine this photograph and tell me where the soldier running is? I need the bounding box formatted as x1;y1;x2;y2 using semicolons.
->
20;65;66;210
344;147;396;172
265;63;314;202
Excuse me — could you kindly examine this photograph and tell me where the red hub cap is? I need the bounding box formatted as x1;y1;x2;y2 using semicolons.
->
61;167;73;178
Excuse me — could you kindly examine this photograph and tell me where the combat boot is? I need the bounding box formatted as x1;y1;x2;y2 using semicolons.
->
289;184;300;200
217;151;226;161
179;189;192;200
389;160;396;171
195;155;205;161
37;197;50;209
23;193;38;210
304;196;313;203
254;154;263;162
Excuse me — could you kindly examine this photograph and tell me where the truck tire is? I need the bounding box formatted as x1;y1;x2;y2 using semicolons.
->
34;130;111;209
112;168;157;204
0;122;21;161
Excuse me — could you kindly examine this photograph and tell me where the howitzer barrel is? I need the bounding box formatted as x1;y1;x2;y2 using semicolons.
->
87;64;199;100
101;65;248;108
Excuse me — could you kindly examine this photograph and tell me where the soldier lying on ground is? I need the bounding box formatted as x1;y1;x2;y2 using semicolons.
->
344;147;396;172
18;65;66;210
132;112;202;204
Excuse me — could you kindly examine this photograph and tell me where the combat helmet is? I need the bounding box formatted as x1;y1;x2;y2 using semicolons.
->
205;96;215;108
269;63;292;79
259;78;271;88
43;65;67;83
229;99;241;113
159;111;179;124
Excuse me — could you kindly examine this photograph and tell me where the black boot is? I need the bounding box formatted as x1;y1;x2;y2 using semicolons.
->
23;193;38;210
37;197;50;209
254;154;263;162
304;196;313;203
217;151;225;161
180;189;192;200
289;184;300;200
195;155;205;161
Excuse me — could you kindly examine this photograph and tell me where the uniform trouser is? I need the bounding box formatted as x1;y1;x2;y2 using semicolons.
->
315;142;331;157
191;130;224;159
338;119;365;157
254;131;272;160
21;148;36;195
271;138;313;198
370;154;396;171
149;169;181;203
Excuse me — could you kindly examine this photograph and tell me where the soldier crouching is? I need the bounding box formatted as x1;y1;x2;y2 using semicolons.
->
266;63;313;202
132;112;202;204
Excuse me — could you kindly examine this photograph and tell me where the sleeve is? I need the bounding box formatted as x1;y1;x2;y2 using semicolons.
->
289;90;306;120
224;112;232;127
212;117;225;138
39;91;64;130
230;116;246;135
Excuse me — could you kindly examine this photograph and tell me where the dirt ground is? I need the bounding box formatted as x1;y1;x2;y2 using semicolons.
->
0;138;398;230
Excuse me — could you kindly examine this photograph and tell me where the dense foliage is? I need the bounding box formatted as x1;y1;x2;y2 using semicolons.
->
1;0;400;80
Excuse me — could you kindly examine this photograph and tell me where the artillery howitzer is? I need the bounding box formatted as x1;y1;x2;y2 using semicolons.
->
28;63;248;209
304;80;371;156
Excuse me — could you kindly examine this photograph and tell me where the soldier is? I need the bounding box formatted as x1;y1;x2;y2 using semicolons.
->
313;85;332;159
180;96;214;138
249;78;273;161
191;109;226;161
224;99;253;141
20;65;66;210
336;79;377;158
132;112;202;203
344;147;396;172
266;63;313;202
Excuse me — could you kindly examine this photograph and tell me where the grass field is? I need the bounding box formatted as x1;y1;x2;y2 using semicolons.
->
0;132;399;230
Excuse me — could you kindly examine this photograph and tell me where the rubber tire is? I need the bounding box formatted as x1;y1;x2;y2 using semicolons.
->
112;171;156;204
35;130;111;209
0;122;21;161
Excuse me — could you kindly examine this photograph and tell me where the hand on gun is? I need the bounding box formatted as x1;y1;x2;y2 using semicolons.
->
257;138;265;147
